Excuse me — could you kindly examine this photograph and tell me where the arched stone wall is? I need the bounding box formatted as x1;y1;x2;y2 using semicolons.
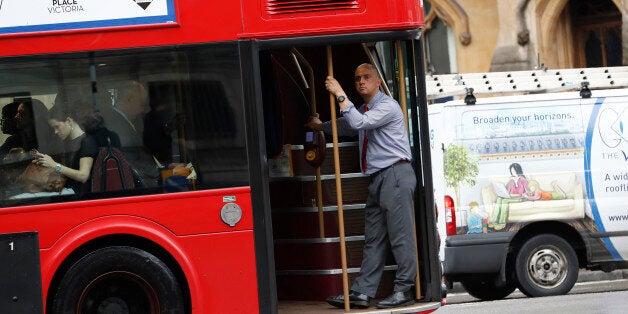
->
426;0;471;46
425;0;500;72
536;0;625;68
535;0;570;68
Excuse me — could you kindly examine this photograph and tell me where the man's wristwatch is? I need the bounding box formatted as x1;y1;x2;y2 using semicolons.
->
337;95;346;103
55;164;62;173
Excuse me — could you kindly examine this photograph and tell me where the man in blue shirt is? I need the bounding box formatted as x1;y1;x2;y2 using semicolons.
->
307;63;417;309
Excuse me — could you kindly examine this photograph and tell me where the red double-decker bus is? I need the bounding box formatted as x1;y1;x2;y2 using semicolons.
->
0;0;441;313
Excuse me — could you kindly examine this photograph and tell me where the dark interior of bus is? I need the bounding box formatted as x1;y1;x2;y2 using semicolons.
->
257;39;439;308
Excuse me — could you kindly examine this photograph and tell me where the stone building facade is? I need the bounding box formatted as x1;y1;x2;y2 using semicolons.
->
423;0;626;74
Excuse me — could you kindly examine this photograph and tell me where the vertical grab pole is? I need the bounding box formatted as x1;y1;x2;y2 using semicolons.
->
316;163;325;237
290;48;326;238
396;41;409;131
310;65;325;239
327;45;350;312
396;40;422;299
314;95;325;238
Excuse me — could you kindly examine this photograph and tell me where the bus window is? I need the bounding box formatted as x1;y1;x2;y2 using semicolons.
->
0;43;248;205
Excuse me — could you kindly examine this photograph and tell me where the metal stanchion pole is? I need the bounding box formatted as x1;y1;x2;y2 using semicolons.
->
290;48;326;238
327;45;350;312
396;40;421;299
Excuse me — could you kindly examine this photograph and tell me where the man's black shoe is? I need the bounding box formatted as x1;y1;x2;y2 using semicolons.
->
326;290;370;309
376;290;415;309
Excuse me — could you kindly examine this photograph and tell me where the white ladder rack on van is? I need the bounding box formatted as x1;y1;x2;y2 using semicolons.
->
425;66;628;100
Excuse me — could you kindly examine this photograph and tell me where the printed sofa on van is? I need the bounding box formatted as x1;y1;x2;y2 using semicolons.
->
481;172;585;223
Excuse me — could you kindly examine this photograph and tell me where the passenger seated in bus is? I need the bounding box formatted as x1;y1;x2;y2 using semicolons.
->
15;99;58;153
524;180;567;201
143;93;176;166
101;80;147;146
0;147;31;193
0;101;21;160
1;99;57;160
33;102;120;195
100;80;157;187
1;99;61;193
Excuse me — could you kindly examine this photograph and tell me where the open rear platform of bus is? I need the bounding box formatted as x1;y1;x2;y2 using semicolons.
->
278;300;440;313
257;38;443;313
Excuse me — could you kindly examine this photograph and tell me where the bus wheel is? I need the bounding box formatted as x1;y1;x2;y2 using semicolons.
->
51;246;185;314
460;278;516;300
515;234;578;297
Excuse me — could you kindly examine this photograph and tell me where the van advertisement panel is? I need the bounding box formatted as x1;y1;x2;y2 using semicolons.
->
444;96;626;260
587;97;628;259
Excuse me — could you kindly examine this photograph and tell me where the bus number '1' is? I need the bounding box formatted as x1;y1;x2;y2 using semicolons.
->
9;241;14;251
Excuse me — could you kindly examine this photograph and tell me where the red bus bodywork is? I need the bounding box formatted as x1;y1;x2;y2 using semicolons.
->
0;0;429;313
0;0;423;57
2;189;258;312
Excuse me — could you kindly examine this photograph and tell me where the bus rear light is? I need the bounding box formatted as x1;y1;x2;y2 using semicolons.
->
444;195;456;236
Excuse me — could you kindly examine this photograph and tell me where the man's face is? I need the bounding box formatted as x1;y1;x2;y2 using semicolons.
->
354;65;381;100
117;82;149;119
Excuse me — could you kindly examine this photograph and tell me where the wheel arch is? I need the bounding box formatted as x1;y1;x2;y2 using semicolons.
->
505;221;587;279
43;217;196;313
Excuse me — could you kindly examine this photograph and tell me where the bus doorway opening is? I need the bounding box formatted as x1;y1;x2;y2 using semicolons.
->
254;36;442;312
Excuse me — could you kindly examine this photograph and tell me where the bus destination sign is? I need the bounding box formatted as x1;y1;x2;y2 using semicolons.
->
0;0;176;35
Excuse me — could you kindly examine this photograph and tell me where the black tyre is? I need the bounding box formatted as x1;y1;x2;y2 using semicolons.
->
460;278;516;301
51;246;185;314
515;234;578;297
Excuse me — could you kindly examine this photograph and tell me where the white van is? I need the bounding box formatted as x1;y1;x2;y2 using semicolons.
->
430;87;628;300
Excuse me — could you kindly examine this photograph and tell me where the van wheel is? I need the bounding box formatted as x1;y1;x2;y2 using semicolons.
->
460;278;516;300
51;246;185;314
515;234;578;297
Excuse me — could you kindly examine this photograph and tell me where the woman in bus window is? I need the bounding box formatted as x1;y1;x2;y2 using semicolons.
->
2;99;64;193
0;101;21;160
33;101;119;194
1;99;57;160
15;99;57;154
